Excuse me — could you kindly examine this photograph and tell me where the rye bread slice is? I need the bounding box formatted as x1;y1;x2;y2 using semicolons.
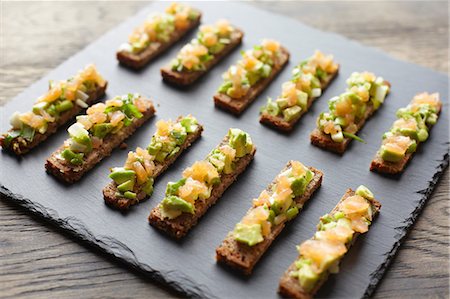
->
259;68;339;132
116;11;201;70
148;137;257;239
215;163;323;275
370;104;442;175
160;28;244;86
213;46;290;115
45;98;155;184
310;80;391;154
0;83;107;155
103;119;203;210
278;189;381;299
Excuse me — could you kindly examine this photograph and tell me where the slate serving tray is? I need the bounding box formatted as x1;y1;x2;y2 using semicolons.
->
0;2;448;298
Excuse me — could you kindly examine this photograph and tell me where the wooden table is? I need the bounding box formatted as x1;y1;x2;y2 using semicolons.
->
1;2;448;298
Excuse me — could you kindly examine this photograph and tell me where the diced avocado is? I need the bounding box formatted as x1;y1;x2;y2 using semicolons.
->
396;127;418;140
298;264;319;292
333;211;345;220
166;178;187;196
276;98;289;110
371;84;389;109
291;177;307;197
417;128;429;142
334;116;348;127
263;99;280;116
267;209;276;223
407;140;417;153
331;131;344;143
170;130;187;145
208;155;225;173
68;123;91;145
147;140;162;155
283;106;302;122
426;113;437;125
142;178;154;196
155;151;169;163
124;191;136;199
286;206;299;220
61;149;84;165
180;117;198;133
55;100;74;113
32;102;48;113
92;123;113;139
228;128;253;158
355;185;374;200
109;168;136;185
167;146;180;159
218;81;232;94
297;91;308;110
380;145;404;162
161;195;194;214
233;223;263;246
117;179;135;192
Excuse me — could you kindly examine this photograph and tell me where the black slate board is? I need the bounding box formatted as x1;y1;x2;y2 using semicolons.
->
0;2;448;298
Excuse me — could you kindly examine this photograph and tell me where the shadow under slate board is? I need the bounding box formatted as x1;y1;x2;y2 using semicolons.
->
0;2;448;298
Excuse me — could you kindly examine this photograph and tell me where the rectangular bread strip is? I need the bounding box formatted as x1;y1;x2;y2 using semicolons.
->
278;189;381;299
260;58;339;132
216;163;323;275
0;82;107;156
148;135;256;239
116;10;201;70
310;77;391;154
214;46;290;115
103;119;203;210
310;104;375;154
160;28;244;86
45;99;155;184
370;93;442;174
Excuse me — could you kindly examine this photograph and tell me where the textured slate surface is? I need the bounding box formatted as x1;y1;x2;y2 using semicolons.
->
0;2;448;298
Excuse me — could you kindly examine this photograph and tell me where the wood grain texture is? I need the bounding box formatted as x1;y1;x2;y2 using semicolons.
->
0;1;448;298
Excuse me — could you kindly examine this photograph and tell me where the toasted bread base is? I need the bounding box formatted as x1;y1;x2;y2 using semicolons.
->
278;189;381;298
103;121;203;210
0;83;107;155
116;12;201;70
148;140;256;239
259;68;339;132
160;28;244;86
45;100;155;184
213;47;290;115
215;164;323;275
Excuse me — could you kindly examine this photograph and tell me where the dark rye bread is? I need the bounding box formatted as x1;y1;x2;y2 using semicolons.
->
103;121;204;210
370;107;442;175
259;68;339;132
215;163;323;275
0;83;107;155
116;10;201;70
310;80;390;154
148;138;257;239
278;189;381;299
45;99;155;184
214;46;290;115
161;28;244;86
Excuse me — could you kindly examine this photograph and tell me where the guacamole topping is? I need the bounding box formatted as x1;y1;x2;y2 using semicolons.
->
233;161;313;246
171;19;236;72
159;128;254;219
316;72;390;143
108;115;199;200
379;92;441;162
119;3;199;54
5;65;105;146
289;185;375;292
261;50;338;121
57;93;151;166
218;39;282;99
